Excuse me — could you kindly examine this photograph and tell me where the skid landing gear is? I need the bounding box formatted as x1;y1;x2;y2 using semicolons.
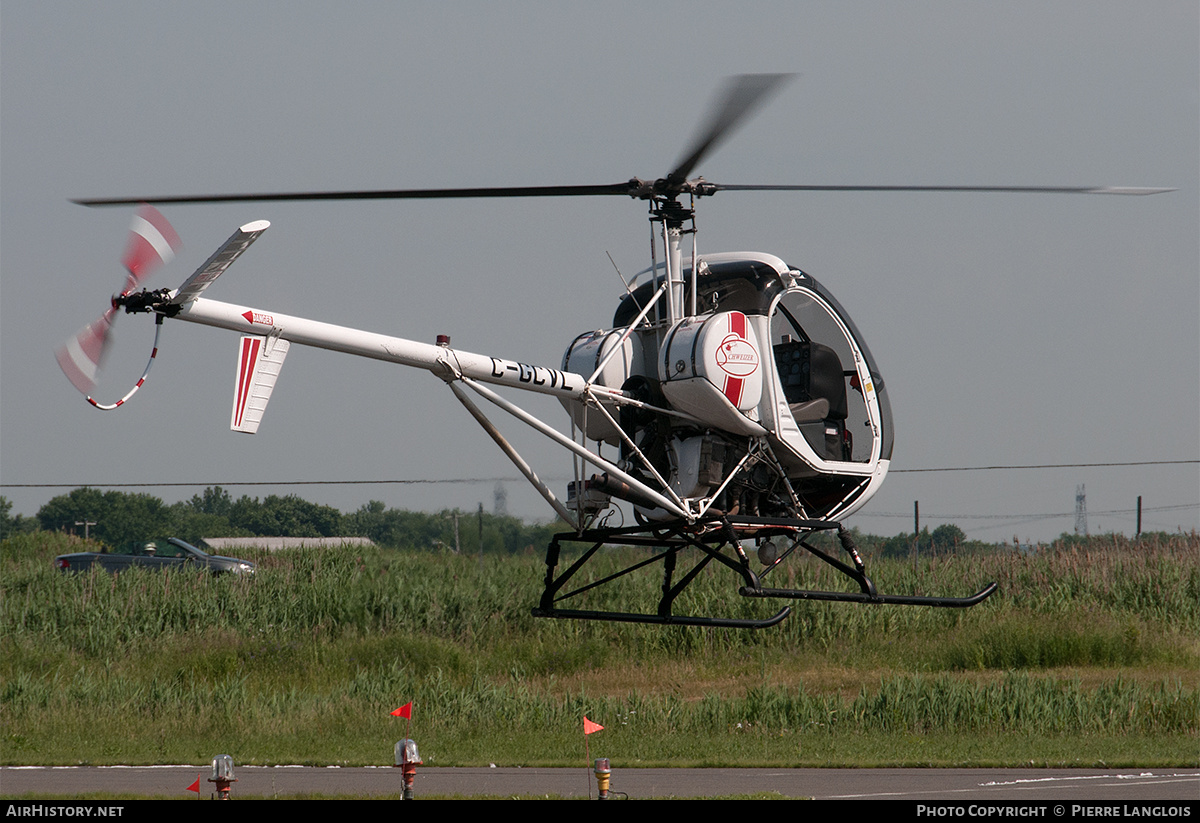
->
531;516;997;628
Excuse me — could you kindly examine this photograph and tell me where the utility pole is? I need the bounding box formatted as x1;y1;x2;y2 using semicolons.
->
441;512;461;553
913;500;920;567
75;520;96;539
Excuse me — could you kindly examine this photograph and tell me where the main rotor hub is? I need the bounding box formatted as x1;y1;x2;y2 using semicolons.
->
626;176;716;203
649;197;694;227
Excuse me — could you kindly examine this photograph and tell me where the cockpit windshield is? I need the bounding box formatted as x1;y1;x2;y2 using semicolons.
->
612;256;893;464
771;275;893;463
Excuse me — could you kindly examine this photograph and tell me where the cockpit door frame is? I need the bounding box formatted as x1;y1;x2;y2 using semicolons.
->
760;285;883;474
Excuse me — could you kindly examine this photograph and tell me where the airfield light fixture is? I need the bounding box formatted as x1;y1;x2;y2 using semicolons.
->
208;754;236;800
394;738;422;800
594;757;612;800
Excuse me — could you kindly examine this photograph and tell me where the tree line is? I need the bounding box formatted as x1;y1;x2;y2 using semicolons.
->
9;488;1130;557
0;487;559;555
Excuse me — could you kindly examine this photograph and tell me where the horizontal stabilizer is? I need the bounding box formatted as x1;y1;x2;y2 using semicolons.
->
231;334;289;434
171;220;270;306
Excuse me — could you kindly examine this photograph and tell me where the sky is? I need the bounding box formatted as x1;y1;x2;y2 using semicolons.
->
2;1;1197;543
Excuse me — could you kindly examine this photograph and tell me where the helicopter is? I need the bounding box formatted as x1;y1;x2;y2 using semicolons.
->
59;75;1171;628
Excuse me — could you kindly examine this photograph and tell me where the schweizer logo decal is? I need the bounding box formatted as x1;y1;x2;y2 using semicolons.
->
242;310;274;326
715;334;759;378
715;311;758;409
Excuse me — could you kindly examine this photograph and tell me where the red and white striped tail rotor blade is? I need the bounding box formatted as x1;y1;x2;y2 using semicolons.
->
121;205;181;292
54;308;116;394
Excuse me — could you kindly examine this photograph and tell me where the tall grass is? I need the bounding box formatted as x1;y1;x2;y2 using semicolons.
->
8;531;1196;643
3;530;1196;766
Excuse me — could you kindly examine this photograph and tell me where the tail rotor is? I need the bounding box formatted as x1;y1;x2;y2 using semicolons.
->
120;204;181;293
55;205;181;405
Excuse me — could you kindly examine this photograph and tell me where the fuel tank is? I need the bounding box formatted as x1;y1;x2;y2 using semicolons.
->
560;328;642;445
658;310;765;435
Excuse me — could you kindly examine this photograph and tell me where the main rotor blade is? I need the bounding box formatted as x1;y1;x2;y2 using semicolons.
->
75;181;1173;209
705;183;1175;195
73;182;639;207
667;73;795;186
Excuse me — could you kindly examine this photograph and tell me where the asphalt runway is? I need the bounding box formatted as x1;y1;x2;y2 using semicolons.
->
2;766;1197;800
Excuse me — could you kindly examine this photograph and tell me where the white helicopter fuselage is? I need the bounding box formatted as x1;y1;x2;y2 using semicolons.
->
165;222;890;529
560;250;892;523
60;73;1161;625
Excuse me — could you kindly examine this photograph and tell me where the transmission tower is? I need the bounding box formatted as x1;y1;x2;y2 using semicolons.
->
493;482;508;517
1074;484;1088;535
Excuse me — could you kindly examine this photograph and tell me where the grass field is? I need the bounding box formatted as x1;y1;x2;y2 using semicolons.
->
2;530;1196;768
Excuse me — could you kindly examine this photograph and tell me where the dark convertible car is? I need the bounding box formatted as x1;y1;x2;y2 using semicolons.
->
54;537;255;576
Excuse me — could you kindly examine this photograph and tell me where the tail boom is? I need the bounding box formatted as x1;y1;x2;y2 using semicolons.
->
173;296;609;403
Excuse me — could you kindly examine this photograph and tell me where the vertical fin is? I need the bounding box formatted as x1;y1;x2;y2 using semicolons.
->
231;334;289;434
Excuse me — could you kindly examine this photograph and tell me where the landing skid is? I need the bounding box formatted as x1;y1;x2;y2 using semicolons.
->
741;583;999;608
532;515;997;628
531;605;793;630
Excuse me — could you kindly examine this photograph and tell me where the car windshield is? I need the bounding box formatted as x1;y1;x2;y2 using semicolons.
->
113;539;199;558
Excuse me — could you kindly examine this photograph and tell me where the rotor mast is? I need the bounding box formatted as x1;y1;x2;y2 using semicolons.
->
652;197;695;326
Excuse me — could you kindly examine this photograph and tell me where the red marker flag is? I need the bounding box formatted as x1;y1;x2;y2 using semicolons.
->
583;716;604;735
185;773;201;793
391;702;413;719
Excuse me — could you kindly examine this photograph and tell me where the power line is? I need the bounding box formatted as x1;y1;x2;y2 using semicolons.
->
890;459;1197;472
855;504;1197;539
5;458;1195;491
857;503;1197;520
2;478;526;489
